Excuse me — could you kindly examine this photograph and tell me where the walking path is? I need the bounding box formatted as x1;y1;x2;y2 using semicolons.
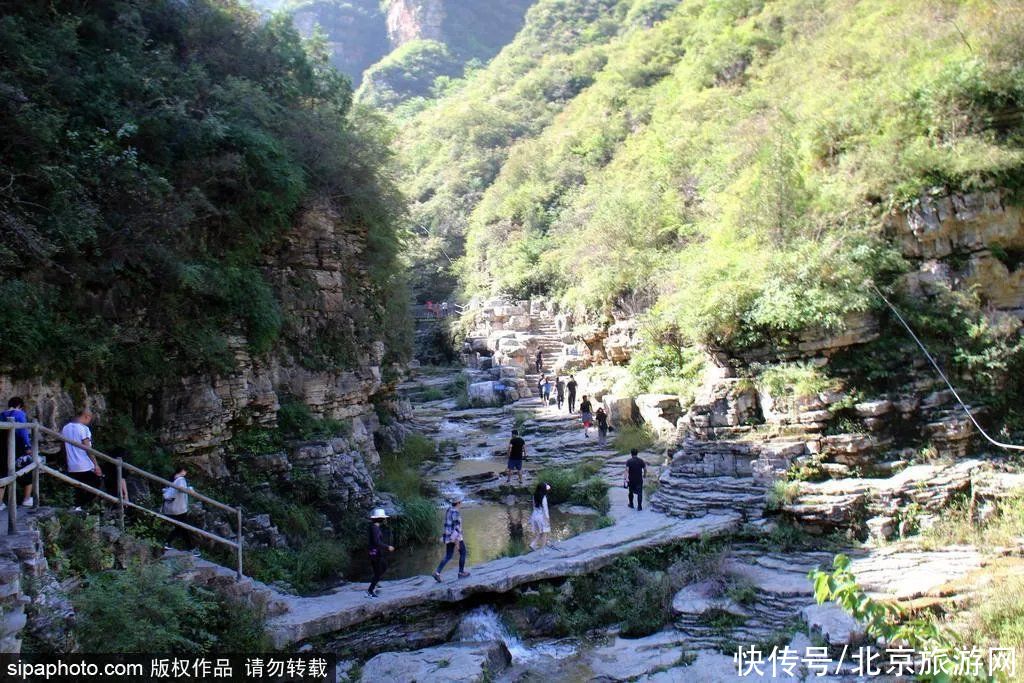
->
267;509;739;648
266;362;741;648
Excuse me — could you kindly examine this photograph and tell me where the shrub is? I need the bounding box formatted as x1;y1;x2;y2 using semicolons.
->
525;555;673;638
40;514;116;579
570;477;610;514
277;400;350;440
375;436;441;545
537;460;604;506
759;362;838;400
421;387;446;402
765;480;801;511
74;563;214;653
246;539;350;594
392;496;441;547
612;424;655;454
620;573;672;638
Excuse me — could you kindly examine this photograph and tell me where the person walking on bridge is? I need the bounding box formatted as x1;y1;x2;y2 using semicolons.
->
566;375;578;413
367;508;394;597
529;482;551;550
624;449;648;511
433;497;470;581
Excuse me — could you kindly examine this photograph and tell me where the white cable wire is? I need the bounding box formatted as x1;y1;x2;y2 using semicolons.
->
869;283;1024;452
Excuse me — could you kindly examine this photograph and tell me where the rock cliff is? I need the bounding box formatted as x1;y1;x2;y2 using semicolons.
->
385;0;446;47
0;201;403;483
459;190;1024;538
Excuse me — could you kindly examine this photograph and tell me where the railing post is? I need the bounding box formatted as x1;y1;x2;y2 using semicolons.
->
31;424;39;510
236;507;243;582
116;457;125;532
7;429;16;534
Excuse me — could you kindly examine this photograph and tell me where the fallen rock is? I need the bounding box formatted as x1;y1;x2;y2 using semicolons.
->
801;603;866;647
359;642;511;683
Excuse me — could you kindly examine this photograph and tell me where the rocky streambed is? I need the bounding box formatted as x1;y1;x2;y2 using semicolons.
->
272;363;1023;682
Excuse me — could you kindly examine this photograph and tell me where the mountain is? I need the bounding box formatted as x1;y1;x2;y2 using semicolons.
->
246;1;535;98
287;1;390;84
0;0;410;460
398;0;1023;339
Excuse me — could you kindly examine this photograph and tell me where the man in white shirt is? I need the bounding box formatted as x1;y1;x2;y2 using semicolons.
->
61;409;102;510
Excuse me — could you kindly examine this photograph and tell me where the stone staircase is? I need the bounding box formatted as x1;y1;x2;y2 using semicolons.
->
523;310;569;398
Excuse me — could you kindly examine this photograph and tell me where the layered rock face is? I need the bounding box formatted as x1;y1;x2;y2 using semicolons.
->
0;202;400;488
289;0;389;84
385;0;446;46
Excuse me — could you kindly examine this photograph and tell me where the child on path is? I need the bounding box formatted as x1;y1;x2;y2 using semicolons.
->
366;508;395;597
433;498;470;581
529;482;551;550
579;396;593;438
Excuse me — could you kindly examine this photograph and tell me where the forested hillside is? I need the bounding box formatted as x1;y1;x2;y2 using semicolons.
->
399;0;1024;406
0;1;409;428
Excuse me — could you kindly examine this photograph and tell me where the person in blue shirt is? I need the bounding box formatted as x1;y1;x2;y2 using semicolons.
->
0;397;34;509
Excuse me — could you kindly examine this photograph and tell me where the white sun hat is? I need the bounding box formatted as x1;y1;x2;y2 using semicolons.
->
369;508;389;519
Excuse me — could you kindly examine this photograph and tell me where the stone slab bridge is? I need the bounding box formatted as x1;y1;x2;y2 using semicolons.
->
266;510;741;648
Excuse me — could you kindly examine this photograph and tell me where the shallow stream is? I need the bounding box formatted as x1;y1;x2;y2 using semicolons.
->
347;501;599;580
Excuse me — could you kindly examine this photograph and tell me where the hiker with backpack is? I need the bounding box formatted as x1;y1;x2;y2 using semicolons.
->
1;397;34;509
163;464;198;554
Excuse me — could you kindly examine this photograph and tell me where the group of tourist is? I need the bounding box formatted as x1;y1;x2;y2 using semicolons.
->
365;421;650;596
534;375;612;444
0;398;196;553
535;373;576;411
424;300;450;318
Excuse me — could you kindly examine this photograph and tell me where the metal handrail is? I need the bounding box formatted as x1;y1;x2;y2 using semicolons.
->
0;422;244;580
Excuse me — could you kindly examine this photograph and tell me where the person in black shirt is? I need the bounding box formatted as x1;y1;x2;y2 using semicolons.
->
624;449;647;511
555;376;566;411
535;349;543;374
506;429;526;485
366;508;394;598
566;375;578;413
595;407;609;446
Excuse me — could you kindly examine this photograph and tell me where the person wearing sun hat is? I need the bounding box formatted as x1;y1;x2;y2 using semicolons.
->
432;495;470;582
366;507;394;598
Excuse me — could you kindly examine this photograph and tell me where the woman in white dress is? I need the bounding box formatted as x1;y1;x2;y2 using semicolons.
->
530;482;552;550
